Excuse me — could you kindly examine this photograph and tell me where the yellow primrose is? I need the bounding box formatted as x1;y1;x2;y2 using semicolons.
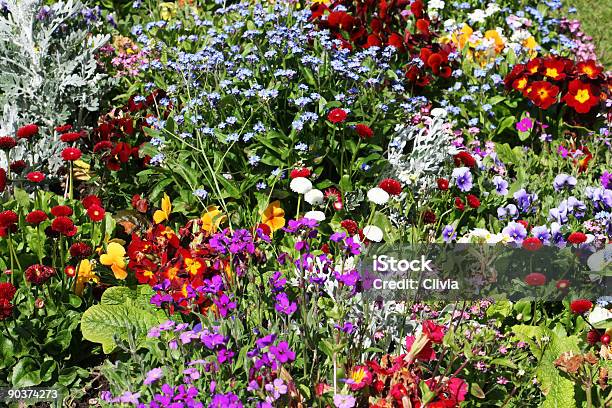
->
100;242;127;280
201;206;226;233
261;200;286;232
75;259;99;296
153;193;172;224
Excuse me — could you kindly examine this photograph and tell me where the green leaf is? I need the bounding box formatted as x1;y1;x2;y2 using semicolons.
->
11;357;41;387
470;383;485;399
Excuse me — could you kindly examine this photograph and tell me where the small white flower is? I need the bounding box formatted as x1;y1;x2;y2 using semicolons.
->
304;210;325;221
363;225;383;242
304;189;324;205
290;177;313;194
430;107;447;118
367;187;389;205
428;0;445;9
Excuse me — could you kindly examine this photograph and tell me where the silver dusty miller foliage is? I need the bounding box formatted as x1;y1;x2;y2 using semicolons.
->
386;108;458;193
0;0;109;171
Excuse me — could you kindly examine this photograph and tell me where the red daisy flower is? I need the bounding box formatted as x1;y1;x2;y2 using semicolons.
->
436;178;449;190
327;108;347;124
422;210;436;224
355;124;373;139
378;178;402;196
0;299;13;320
0;210;18;228
55;124;72;133
9;160;26;174
570;299;593;314
524;272;546;286
0;168;6;192
87;205;105;222
453;151;476;168
69;242;93;259
466;194;480;209
562;80;600;114
324;187;343;211
0;136;17;151
556;279;570;291
25;210;48;225
51;216;77;236
50;205;73;217
586;329;601;345
25;264;56;285
454;197;465;211
64;265;76;278
61;147;82;161
26;172;45;183
60;132;82;143
289;168;311;179
82;195;102;209
522;237;543;251
0;282;16;300
527;81;559;110
567;231;587;244
340;219;359;235
16;124;38;140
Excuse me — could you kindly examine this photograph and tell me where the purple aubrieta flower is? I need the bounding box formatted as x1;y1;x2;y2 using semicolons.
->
183;367;201;382
201;330;225;350
452;167;473;192
333;394;356;408
255;333;277;350
601;172;611;189
213;293;236;317
442;225;457;242
275;292;297;316
264;378;287;400
553;173;577;191
502;221;527;244
335;321;355;333
335;269;360;287
144;367;164;385
492;176;508;195
269;271;287;292
515;116;533;132
330;231;346;242
217;348;235;364
209;392;242;408
269;341;295;363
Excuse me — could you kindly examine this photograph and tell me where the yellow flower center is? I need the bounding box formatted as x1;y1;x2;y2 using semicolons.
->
583;66;593;76
351;368;367;384
545;68;558;78
517;78;527;89
575;89;591;104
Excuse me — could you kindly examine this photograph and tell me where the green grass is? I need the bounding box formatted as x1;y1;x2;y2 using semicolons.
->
569;0;612;68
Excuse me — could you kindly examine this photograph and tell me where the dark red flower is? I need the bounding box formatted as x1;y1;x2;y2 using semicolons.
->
51;216;77;236
422;320;445;343
0;136;17;151
522;237;542;251
575;60;602;79
25;210;48;225
562;80;600;114
60;132;82;143
340;219;359;235
10;160;26;174
26;171;45;183
378;178;402;196
542;57;567;81
0;298;13;320
422;210;436;224
289;168;311;179
0;168;5;192
524;272;546;286
0;282;16;300
556;279;570;291
567;232;587;244
82;195;102;210
453;151;476;168
466;194;480;209
64;265;76;278
324;187;343;211
93;141;113;153
415;19;430;35
61;147;82;161
587;329;601;345
437;178;449;190
50;205;73;217
327;108;347;124
131;194;148;213
410;0;424;18
87;205;105;222
355;124;373;139
0;210;18;228
69;242;92;259
570;299;593;314
16;124;38;140
55;124;72;133
25;264;56;285
454;197;465;211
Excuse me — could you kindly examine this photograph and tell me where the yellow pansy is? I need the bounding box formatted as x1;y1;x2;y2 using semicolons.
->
100;242;127;280
75;259;99;296
159;2;177;20
261;200;286;232
452;24;473;50
484;30;505;53
153;193;172;224
201;206;226;233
